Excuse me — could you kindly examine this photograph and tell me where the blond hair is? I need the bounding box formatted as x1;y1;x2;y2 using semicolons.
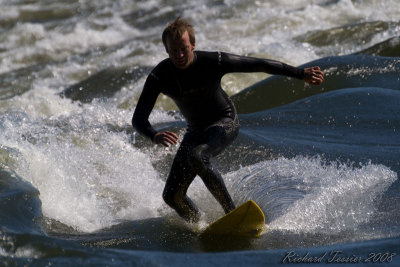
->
162;17;195;48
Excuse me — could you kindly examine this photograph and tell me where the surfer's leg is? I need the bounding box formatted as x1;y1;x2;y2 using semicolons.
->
190;118;239;214
195;153;235;214
162;137;200;223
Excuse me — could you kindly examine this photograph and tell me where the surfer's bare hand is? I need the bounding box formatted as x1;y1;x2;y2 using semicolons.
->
153;131;178;147
303;66;324;85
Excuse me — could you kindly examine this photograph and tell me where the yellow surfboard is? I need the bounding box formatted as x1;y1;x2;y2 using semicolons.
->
200;200;265;238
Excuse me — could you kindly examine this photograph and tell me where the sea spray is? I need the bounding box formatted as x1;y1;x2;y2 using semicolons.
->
226;156;397;233
1;103;179;232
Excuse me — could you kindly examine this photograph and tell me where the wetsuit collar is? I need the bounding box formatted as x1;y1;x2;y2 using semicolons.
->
192;51;198;65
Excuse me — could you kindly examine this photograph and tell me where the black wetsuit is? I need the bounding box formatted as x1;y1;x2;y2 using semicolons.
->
132;51;304;222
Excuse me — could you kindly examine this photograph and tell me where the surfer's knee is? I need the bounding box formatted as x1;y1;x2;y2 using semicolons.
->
162;187;185;208
162;189;200;223
162;188;175;207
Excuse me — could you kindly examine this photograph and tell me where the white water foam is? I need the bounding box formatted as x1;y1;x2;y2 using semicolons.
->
187;0;400;65
2;0;400;76
0;102;179;232
225;156;397;234
0;2;138;74
0;101;398;233
1;89;398;233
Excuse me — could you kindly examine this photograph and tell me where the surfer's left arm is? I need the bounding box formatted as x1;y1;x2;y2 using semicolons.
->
219;52;323;84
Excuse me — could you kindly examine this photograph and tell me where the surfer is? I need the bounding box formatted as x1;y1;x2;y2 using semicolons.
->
132;17;324;223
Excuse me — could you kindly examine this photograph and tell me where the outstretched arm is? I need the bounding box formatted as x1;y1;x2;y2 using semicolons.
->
220;52;304;79
220;52;324;84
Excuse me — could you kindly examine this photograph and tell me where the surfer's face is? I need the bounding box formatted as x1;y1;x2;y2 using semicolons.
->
165;31;195;69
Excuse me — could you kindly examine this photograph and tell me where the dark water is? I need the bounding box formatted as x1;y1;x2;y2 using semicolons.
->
1;0;400;266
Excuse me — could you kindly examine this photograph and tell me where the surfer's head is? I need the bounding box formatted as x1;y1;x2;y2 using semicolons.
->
162;17;196;69
162;17;195;48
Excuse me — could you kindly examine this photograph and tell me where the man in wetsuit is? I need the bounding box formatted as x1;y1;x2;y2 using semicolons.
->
132;17;324;223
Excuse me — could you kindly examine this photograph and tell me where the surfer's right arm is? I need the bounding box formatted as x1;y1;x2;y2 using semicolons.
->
132;73;178;147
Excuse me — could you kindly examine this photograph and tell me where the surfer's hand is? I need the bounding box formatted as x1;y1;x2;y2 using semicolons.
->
303;66;324;85
153;131;178;147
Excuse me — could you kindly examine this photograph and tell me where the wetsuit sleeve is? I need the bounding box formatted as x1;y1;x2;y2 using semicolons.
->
220;52;304;79
132;73;161;141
